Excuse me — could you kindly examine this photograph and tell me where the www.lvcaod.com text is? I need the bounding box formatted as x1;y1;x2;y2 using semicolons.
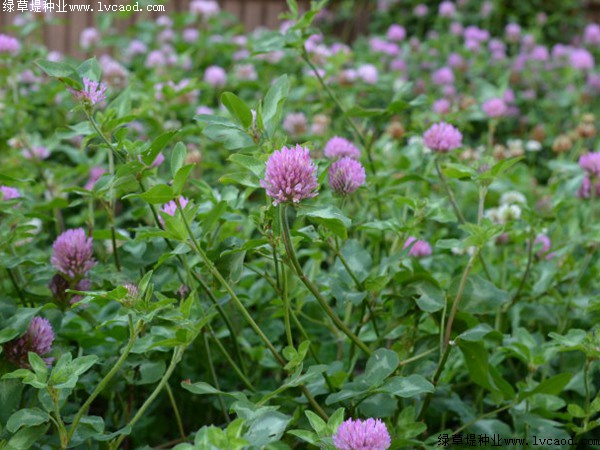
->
2;1;165;13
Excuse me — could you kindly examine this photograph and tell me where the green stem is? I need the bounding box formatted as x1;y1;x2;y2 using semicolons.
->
85;110;125;163
282;264;294;348
178;203;286;366
138;179;246;373
435;158;493;281
165;382;186;442
504;231;535;313
452;402;514;436
302;50;384;223
6;268;27;305
444;250;479;348
110;346;185;450
435;157;466;223
203;331;230;424
49;387;68;449
178;206;328;420
417;344;452;422
67;315;141;444
209;327;255;391
301;50;366;148
279;205;371;356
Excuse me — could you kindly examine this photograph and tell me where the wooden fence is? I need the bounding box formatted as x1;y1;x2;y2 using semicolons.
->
0;0;311;56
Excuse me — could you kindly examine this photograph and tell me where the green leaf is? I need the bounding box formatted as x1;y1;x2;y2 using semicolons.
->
244;410;291;447
6;424;49;449
126;184;174;204
6;409;50;433
76;58;102;81
0;308;41;344
364;348;399;385
488;156;524;178
70;355;99;376
520;373;573;400
70;415;105;443
449;274;509;315
142;131;179;166
380;375;435;398
0;380;23;425
221;92;253;129
27;353;48;379
411;280;445;312
203;123;254;150
442;162;477;180
286;429;318;444
262;75;289;135
347;105;386;118
171;142;187;178
228;153;265;178
305;410;326;434
297;205;351;239
328;408;345;431
35;60;75;78
173;164;195;196
181;381;223;395
458;341;493;390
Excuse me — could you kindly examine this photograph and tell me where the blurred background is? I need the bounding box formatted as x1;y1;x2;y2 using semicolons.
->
1;0;599;58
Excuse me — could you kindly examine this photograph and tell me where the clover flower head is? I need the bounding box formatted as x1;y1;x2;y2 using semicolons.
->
0;33;20;55
203;65;227;87
69;78;107;106
500;191;526;206
404;236;432;258
570;48;594;71
51;228;96;279
423;122;462;152
386;24;406;41
432;67;454;85
190;0;220;18
534;234;555;260
160;196;190;225
482;98;507;118
260;145;319;205
579;152;600;177
578;176;600;199
84;166;107;190
22;146;50;160
333;418;391;450
283;112;308;136
3;317;55;368
80;27;100;49
324;137;361;160
329;157;366;195
0;186;20;201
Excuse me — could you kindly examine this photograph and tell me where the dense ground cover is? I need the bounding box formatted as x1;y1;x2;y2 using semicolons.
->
0;0;599;449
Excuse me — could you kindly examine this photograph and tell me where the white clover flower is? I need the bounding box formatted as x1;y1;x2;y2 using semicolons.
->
525;140;542;152
498;204;522;223
500;191;527;206
507;139;524;153
485;207;501;223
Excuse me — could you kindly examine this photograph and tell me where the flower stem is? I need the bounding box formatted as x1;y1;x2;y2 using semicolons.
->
203;331;230;424
138;179;246;373
66;315;141;445
282;264;294;348
444;250;479;348
279;205;371;356
178;204;286;365
435;157;493;281
435;157;466;223
165;382;186;442
208;326;255;391
109;346;185;450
